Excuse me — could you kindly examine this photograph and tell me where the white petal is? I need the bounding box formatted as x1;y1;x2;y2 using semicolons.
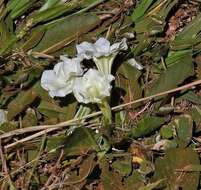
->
41;55;84;98
60;55;69;62
73;78;90;104
41;70;66;91
54;62;66;78
94;37;110;57
127;58;143;70
110;38;128;53
73;69;114;104
49;85;73;97
55;56;83;78
76;42;96;59
0;109;7;125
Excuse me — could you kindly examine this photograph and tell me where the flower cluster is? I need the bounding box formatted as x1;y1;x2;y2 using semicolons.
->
41;37;127;104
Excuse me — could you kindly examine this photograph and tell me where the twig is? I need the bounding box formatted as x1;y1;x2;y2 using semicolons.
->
26;135;46;188
0;146;63;183
5;128;57;150
0;122;84;139
41;150;64;190
0;140;15;188
1;79;201;146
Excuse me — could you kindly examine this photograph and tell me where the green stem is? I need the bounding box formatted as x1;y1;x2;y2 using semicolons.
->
98;99;112;127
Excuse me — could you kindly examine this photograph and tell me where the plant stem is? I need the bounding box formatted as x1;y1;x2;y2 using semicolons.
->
98;99;112;127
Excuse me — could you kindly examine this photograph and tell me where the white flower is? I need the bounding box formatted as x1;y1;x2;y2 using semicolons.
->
76;37;128;74
73;69;115;104
41;56;83;98
0;109;7;125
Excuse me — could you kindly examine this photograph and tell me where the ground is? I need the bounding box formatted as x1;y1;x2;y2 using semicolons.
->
0;0;201;189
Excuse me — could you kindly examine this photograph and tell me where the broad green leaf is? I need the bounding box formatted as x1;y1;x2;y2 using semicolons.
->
134;0;178;35
63;127;99;156
178;90;201;105
21;27;46;51
152;148;200;190
165;49;192;67
30;3;80;25
7;0;38;19
124;171;145;190
172;14;201;50
39;0;61;11
173;114;193;147
37;100;75;121
112;157;132;176
146;54;194;96
171;13;201;50
32;13;100;54
190;106;201;132
160;124;174;139
115;60;142;124
139;179;165;190
65;154;96;184
100;159;124;190
46;135;66;153
7;83;39;120
130;116;166;138
131;0;155;22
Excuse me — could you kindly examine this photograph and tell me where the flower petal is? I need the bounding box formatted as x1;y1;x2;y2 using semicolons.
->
55;56;83;78
73;69;114;104
48;85;73;97
41;55;84;98
127;58;143;70
94;37;110;57
76;42;96;59
73;78;89;104
41;70;66;91
110;38;128;53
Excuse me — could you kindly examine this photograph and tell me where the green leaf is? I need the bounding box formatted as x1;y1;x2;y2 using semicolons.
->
7;0;38;19
100;159;124;190
7;83;39;120
171;13;201;50
189;106;201;132
130;116;166;138
63;127;99;156
39;0;62;11
65;154;96;184
32;13;100;54
112;158;132;176
173;114;193;147
160;124;174;139
131;0;155;22
124;171;145;190
37;100;76;121
146;54;194;96
139;179;165;190
46;135;66;153
178;90;201;105
134;0;179;35
115;60;142;124
152;148;200;190
21;27;46;51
